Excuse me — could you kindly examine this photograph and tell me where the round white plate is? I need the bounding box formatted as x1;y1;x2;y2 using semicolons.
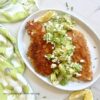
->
18;9;100;91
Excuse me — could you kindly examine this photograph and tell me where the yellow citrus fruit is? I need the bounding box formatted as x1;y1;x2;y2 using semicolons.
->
84;89;93;100
37;11;56;23
68;89;93;100
68;90;85;100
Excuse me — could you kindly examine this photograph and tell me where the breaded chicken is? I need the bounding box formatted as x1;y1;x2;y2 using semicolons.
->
26;21;53;75
26;21;92;81
67;29;92;81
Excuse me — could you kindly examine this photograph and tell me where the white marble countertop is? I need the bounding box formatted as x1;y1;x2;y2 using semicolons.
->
2;0;100;100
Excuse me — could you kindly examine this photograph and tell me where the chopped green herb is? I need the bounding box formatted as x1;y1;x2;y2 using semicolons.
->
66;2;69;9
65;2;74;11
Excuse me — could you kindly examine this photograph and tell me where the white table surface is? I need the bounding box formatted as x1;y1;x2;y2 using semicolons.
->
2;0;100;100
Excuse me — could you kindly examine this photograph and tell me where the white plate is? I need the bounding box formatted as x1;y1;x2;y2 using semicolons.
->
18;9;100;91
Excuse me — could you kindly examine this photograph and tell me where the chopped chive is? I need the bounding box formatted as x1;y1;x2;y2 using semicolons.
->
65;2;74;11
66;2;69;8
65;2;69;10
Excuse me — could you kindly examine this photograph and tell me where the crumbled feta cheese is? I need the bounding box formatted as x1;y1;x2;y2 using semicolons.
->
52;46;54;49
80;59;85;63
31;32;34;35
67;37;72;40
75;73;82;77
44;55;47;58
51;64;57;68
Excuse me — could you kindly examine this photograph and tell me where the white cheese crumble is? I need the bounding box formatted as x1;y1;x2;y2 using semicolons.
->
51;64;57;68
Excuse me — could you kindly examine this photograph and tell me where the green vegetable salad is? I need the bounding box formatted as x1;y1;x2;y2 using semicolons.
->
42;11;82;85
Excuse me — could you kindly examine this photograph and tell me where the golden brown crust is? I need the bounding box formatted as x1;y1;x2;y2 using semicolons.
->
26;21;53;75
67;29;92;81
26;21;92;81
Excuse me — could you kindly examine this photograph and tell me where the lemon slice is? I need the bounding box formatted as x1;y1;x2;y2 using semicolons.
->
37;11;56;23
68;89;93;100
68;90;85;100
84;89;93;100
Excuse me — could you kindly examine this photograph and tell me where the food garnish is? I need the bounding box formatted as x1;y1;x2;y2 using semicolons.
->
68;89;93;100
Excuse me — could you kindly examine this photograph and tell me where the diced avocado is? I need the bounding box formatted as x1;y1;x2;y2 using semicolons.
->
60;78;68;86
71;63;82;72
50;73;59;85
58;64;66;77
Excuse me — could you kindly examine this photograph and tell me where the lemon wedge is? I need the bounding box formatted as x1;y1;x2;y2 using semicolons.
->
84;89;93;100
68;90;85;100
68;89;93;100
37;11;56;23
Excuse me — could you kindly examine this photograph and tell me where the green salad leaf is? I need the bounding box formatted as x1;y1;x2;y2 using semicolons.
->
43;12;82;85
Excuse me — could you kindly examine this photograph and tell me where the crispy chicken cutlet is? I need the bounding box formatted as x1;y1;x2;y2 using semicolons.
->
26;11;92;85
67;29;92;81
